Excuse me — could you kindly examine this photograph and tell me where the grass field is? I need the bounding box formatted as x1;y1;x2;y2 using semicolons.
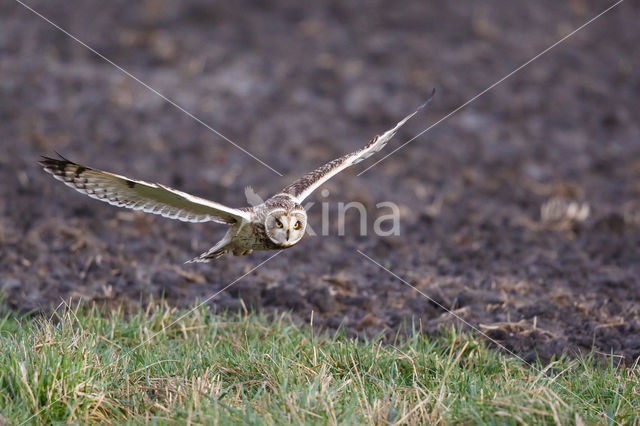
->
0;302;638;424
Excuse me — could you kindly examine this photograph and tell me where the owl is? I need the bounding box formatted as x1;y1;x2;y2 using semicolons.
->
41;92;434;262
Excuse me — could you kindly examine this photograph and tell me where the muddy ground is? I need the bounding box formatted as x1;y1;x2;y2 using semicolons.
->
1;0;639;364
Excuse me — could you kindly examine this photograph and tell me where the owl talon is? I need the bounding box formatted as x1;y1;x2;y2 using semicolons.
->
232;248;254;256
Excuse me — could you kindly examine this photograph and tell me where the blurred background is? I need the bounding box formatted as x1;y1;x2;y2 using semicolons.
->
1;0;639;363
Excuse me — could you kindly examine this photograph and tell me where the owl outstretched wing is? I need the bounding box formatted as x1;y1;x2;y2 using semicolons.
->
40;156;250;224
281;89;435;203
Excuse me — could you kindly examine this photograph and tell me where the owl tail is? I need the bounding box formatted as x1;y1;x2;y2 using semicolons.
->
185;231;233;263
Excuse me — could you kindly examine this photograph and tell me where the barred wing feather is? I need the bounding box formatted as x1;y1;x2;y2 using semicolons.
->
281;90;434;203
40;156;249;224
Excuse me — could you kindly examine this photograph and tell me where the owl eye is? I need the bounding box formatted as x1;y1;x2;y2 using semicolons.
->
275;219;283;228
293;221;301;229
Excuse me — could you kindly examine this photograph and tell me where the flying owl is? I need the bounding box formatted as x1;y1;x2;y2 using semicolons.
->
40;92;434;262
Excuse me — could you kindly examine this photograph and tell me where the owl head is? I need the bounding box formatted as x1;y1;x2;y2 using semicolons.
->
264;209;307;247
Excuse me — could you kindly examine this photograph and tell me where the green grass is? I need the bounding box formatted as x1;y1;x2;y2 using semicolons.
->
0;302;638;424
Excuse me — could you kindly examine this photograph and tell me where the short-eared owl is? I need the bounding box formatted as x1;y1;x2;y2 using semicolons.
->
41;92;434;262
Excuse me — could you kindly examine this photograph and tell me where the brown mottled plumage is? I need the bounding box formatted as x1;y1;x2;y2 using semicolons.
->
40;92;434;262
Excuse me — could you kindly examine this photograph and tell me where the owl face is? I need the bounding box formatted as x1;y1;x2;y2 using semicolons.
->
264;209;306;247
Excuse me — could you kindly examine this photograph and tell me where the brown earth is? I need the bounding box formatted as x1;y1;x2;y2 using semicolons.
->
1;0;639;365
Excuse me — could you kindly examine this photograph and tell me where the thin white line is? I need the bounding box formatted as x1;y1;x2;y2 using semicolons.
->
130;251;283;353
357;0;624;176
356;250;618;424
14;0;283;176
19;251;282;425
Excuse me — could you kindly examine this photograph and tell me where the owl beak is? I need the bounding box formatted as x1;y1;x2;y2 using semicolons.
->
285;229;290;241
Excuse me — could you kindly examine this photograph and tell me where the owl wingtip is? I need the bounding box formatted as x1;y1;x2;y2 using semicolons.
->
54;150;73;162
39;152;74;167
38;155;62;169
417;88;436;111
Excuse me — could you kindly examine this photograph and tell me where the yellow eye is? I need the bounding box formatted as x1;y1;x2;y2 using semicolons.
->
293;221;301;229
275;219;283;228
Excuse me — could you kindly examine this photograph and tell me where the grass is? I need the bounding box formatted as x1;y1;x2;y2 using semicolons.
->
0;302;638;424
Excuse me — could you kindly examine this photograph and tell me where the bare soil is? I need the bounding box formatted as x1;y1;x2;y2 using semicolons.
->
1;0;639;364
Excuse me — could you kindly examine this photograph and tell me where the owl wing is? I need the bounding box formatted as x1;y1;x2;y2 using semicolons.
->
281;90;435;203
40;156;250;224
